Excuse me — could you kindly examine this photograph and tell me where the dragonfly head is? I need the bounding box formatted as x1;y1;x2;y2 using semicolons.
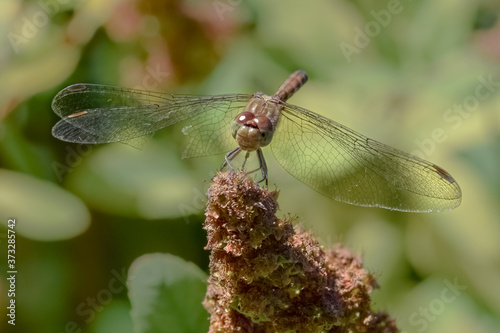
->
232;111;274;151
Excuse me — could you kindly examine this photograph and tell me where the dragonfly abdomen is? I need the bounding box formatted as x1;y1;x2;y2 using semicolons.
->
274;70;308;102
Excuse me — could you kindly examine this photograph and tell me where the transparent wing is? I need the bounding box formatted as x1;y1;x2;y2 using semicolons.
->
271;103;462;212
51;84;251;156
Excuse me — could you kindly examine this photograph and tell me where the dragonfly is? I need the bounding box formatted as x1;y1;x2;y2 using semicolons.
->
52;70;462;212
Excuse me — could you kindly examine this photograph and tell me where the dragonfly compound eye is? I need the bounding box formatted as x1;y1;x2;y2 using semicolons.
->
232;112;254;139
235;112;255;124
254;116;274;146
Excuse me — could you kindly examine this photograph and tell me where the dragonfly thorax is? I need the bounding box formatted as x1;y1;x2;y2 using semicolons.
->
232;111;274;151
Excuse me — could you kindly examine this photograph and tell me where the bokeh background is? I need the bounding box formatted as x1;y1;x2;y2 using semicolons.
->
1;0;500;332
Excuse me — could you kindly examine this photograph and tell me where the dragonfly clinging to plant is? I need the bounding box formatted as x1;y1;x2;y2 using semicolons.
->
52;70;462;212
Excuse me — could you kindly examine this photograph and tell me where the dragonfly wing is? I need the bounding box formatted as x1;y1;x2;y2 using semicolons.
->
180;100;248;159
51;84;174;118
52;84;250;154
271;103;462;212
52;104;165;144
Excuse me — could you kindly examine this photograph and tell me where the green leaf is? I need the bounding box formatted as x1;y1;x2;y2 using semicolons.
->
128;253;209;333
90;300;135;333
0;169;90;241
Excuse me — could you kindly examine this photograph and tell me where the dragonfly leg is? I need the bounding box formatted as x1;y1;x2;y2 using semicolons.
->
241;151;251;170
221;147;242;172
243;149;268;185
257;148;268;185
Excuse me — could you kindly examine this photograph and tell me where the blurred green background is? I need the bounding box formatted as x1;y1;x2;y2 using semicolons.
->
1;0;500;332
